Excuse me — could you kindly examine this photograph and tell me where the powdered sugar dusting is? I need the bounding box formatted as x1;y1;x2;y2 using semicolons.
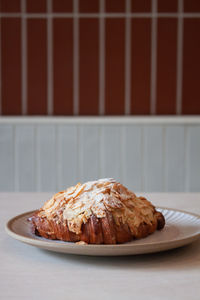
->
41;178;157;235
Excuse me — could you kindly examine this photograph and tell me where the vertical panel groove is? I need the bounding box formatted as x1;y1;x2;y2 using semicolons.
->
11;125;15;190
140;125;144;191
97;126;100;178
57;125;62;190
55;124;59;191
184;125;190;192
120;125;125;183
35;125;40;191
99;125;104;177
13;124;18;191
79;125;83;181
120;125;126;184
77;124;81;179
162;125;166;191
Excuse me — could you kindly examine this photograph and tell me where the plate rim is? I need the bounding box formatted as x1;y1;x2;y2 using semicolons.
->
5;206;200;250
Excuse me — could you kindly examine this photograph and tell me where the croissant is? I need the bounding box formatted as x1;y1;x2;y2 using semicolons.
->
30;178;165;244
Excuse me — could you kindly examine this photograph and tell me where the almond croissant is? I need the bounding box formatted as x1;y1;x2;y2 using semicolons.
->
29;178;165;244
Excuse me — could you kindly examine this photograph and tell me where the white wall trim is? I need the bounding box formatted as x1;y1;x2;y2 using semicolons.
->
0;116;200;125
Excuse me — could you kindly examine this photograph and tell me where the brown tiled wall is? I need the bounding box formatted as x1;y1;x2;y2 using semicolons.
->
53;18;73;115
0;0;200;115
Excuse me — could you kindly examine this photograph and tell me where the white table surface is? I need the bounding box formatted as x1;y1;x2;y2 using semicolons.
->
1;192;200;300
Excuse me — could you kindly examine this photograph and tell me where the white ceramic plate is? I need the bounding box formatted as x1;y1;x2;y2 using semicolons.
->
6;208;200;256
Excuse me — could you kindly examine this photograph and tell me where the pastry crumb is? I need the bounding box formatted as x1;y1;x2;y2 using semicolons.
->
76;241;88;245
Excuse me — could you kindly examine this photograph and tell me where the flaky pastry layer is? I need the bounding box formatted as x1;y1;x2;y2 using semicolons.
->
30;178;165;244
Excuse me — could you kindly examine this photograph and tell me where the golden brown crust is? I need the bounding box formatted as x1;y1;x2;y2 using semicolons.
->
154;211;165;230
29;179;165;244
101;213;116;244
30;210;165;244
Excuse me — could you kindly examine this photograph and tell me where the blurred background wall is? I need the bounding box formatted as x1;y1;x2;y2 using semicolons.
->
0;0;200;193
1;0;200;116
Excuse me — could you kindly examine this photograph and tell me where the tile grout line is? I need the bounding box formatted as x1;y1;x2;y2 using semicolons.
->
73;0;79;115
176;0;184;115
47;0;53;115
150;0;157;115
124;0;131;115
1;13;200;18
0;16;1;115
21;0;27;115
99;0;105;115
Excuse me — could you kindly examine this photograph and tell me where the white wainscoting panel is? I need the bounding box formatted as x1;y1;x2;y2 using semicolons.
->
0;125;14;191
57;125;78;191
100;125;122;182
15;125;35;191
122;125;143;191
187;126;200;192
79;125;100;182
165;126;185;192
36;125;57;192
143;126;164;192
0;117;200;192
